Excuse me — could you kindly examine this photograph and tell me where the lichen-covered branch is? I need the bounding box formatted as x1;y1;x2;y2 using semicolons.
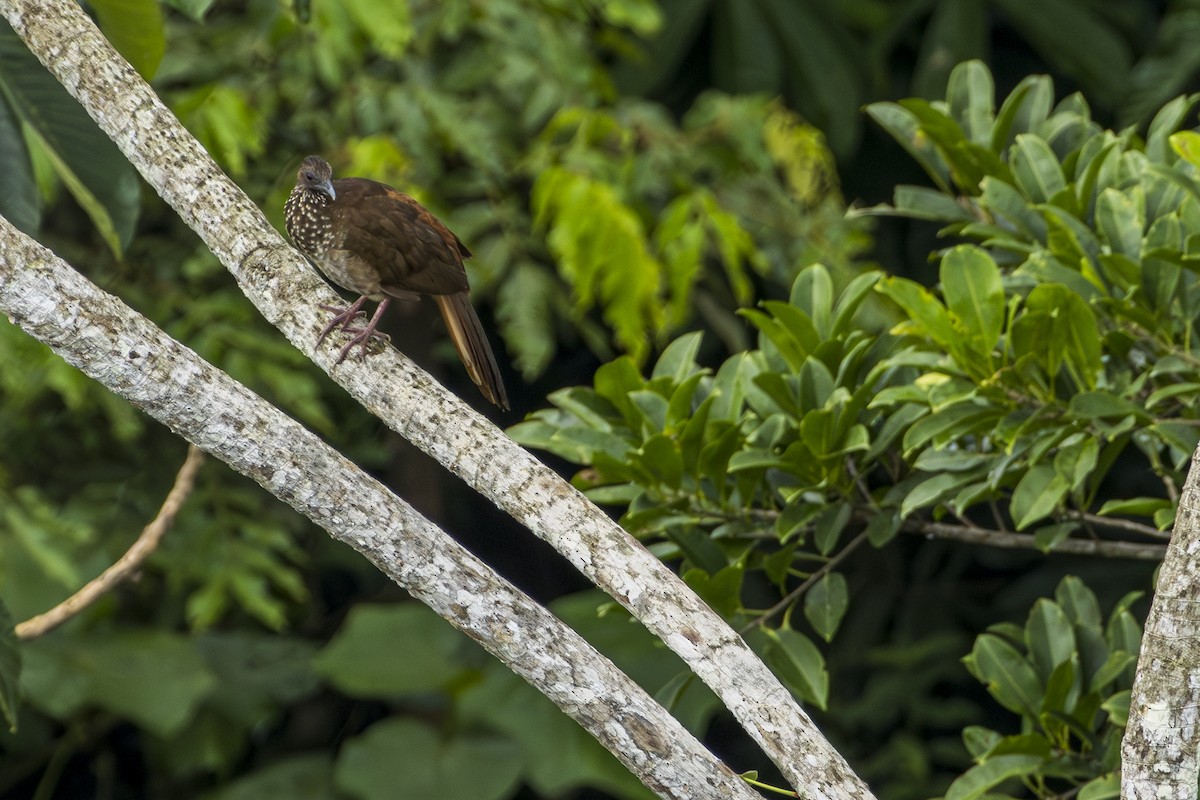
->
1122;443;1200;799
0;1;874;795
0;216;758;800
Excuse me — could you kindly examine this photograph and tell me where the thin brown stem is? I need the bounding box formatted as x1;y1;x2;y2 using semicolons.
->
16;445;204;639
741;531;870;632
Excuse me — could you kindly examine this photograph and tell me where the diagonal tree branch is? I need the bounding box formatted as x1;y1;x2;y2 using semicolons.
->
0;0;873;795
0;215;758;800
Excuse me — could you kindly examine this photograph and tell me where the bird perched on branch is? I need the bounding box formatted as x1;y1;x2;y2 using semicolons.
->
284;155;508;410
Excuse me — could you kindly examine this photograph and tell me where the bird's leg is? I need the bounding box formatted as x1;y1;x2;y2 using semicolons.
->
330;298;392;364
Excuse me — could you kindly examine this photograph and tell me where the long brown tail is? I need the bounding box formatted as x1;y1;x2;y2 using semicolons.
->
434;293;509;410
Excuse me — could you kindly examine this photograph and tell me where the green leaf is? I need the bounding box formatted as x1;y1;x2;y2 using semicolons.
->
941;245;1004;357
1095;187;1144;259
893;185;974;222
312;604;467;696
865;102;952;192
1068;391;1148;421
991;74;1053;152
944;754;1042;800
1011;133;1066;202
90;0;166;79
864;510;902;547
1010;284;1102;391
335;718;523;800
963;634;1042;716
0;21;139;255
790;263;834;337
813;503;851;555
651;331;703;383
1102;690;1130;726
1024;598;1075;681
876;275;957;349
21;630;215;736
682;564;744;619
1097;497;1172;517
1078;773;1120;800
1011;463;1069;530
0;94;36;235
804;572;848;642
946;59;995;146
636;434;683;489
1055;576;1103;630
759;627;829;709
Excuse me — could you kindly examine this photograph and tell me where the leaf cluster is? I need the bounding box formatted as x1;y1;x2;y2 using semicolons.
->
516;64;1191;794
951;577;1138;800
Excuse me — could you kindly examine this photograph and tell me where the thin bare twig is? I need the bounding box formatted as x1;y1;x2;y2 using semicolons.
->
1071;512;1171;541
908;521;1167;561
16;445;205;639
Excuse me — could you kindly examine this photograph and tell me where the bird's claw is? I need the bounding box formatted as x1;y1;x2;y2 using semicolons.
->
317;297;392;364
332;327;392;364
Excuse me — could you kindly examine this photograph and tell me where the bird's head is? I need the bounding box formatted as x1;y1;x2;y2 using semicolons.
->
295;155;336;201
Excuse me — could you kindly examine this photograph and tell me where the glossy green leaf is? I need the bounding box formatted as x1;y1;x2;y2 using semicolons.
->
1095;187;1144;259
804;572;848;642
963;634;1041;716
962;725;1002;759
652;331;704;383
1025;598;1076;680
944;754;1042;800
1096;497;1173;517
760;627;829;710
1012;134;1067;202
1055;576;1103;630
947;60;995;146
992;74;1053;152
1011;463;1069;530
941;245;1004;355
893;185;975;221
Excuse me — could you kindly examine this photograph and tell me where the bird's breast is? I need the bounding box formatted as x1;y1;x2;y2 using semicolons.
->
314;250;384;298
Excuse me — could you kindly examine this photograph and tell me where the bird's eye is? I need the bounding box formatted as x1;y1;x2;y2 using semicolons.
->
304;171;316;182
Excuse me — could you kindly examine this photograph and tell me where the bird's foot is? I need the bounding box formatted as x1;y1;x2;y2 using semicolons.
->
316;298;368;346
318;297;393;364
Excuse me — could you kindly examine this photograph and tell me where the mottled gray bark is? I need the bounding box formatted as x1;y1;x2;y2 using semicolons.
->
1122;442;1200;799
0;216;757;800
0;0;876;797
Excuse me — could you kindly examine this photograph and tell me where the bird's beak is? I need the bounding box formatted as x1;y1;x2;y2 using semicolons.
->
323;180;336;201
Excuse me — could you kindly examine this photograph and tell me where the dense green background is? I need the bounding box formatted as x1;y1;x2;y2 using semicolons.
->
1;1;1197;798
